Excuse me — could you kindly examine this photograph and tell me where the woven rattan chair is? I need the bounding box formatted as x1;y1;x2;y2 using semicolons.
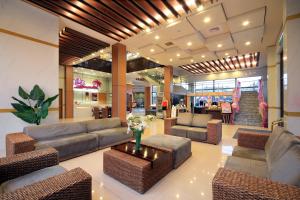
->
0;148;92;200
212;129;300;200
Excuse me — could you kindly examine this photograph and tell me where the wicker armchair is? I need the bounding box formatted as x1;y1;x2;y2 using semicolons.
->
0;148;92;200
213;168;300;200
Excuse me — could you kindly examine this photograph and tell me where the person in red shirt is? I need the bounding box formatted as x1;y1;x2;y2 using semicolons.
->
161;97;168;118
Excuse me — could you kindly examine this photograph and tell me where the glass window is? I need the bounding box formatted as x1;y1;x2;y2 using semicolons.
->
237;76;261;91
151;86;157;105
195;81;214;92
214;79;235;92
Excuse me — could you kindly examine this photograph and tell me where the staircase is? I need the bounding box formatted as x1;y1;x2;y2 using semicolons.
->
234;91;262;126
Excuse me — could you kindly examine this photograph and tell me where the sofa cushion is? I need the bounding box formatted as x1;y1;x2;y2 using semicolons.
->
0;165;66;193
232;146;266;161
142;135;191;168
269;144;300;187
264;126;285;154
191;114;212;128
225;156;268;178
266;131;300;168
170;125;188;138
86;117;121;132
91;127;131;148
187;127;207;141
177;113;193;126
24;122;87;140
35;133;98;159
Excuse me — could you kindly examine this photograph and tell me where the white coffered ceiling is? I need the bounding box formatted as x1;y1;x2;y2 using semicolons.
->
120;0;283;75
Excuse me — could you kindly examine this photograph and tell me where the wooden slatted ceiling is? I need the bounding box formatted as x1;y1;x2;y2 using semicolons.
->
179;52;260;74
26;0;219;42
75;57;163;73
59;27;109;65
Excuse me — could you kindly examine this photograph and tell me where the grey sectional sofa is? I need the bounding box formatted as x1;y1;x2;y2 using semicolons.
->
164;113;222;144
212;126;300;199
21;118;133;161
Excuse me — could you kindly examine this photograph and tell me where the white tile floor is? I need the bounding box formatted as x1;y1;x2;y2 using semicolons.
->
60;119;267;200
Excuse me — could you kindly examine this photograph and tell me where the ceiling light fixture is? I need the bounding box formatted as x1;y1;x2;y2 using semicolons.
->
201;55;205;58
197;5;204;11
187;42;192;46
100;49;104;53
150;48;155;52
191;59;194;63
203;17;211;23
145;28;151;33
242;20;250;26
283;56;287;60
225;52;229;56
245;41;251;46
170;58;173;62
167;18;174;23
92;53;95;56
217;44;222;48
176;53;180;57
155;35;160;40
146;57;150;60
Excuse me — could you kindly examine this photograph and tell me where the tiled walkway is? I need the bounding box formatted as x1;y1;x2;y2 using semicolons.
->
60;119;266;200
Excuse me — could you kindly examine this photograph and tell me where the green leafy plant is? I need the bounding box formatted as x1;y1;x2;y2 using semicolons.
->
11;85;58;125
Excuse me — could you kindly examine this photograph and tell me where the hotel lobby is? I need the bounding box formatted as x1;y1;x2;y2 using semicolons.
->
0;0;300;199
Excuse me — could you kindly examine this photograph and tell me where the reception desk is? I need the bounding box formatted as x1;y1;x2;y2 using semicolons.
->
194;107;222;120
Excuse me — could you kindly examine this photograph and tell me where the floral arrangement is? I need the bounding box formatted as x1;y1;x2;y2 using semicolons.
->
126;113;155;151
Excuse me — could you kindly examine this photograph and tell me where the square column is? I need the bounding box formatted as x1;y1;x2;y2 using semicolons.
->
164;66;173;118
267;46;281;128
65;65;73;118
144;86;151;110
283;0;300;134
112;43;126;122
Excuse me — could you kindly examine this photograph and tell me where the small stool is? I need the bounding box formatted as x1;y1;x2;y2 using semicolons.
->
6;133;35;156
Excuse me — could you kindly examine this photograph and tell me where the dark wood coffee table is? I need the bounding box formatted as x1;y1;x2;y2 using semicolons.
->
103;142;173;194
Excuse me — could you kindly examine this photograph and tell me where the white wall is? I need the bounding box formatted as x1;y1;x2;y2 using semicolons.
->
0;0;59;155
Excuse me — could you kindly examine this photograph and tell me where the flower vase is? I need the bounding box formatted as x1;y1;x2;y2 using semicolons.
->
133;129;143;151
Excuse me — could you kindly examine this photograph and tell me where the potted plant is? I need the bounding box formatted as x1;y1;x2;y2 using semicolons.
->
11;85;58;125
127;113;155;151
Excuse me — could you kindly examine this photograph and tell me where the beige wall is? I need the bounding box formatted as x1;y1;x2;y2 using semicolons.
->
0;0;59;155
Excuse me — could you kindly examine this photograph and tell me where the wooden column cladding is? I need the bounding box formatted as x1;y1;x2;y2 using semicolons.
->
65;65;73;118
112;43;127;122
144;86;151;110
164;66;173;118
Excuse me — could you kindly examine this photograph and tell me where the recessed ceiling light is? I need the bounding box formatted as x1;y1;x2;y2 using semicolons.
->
190;59;194;63
217;44;222;48
80;58;83;61
203;17;211;23
136;52;139;55
187;42;192;46
145;28;151;33
201;55;205;58
245;41;251;46
176;53;180;57
100;49;104;53
92;53;95;56
157;60;160;63
225;52;229;56
197;5;204;11
167;18;174;23
155;35;160;40
146;57;150;59
72;62;75;64
242;20;250;26
170;58;173;62
150;48;155;52
283;56;287;60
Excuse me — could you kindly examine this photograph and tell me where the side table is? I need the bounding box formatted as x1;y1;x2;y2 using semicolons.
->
6;132;35;156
